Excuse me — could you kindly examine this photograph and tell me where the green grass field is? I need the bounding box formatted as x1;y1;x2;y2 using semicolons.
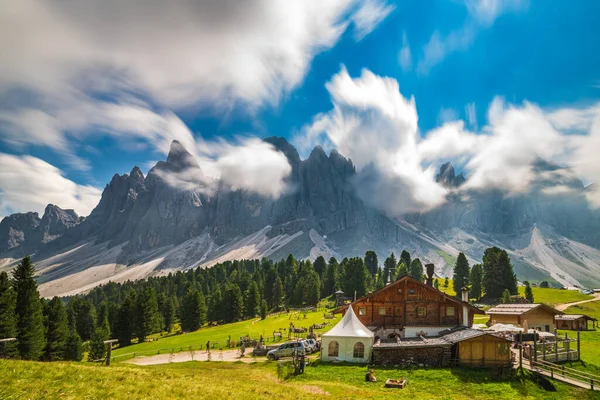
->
1;359;598;400
519;287;593;306
111;310;340;360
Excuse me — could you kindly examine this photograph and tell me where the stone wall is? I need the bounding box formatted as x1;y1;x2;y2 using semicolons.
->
372;346;450;367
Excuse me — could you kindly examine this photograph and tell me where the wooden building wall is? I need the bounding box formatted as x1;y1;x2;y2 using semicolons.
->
344;278;474;328
489;308;555;331
457;335;511;367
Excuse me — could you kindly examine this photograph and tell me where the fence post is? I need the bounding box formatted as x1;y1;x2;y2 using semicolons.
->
543;342;546;361
591;379;594;390
555;337;558;362
533;332;537;362
562;365;565;377
551;367;554;379
577;331;581;360
519;344;523;370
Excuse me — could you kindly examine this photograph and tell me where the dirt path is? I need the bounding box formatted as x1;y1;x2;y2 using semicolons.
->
555;292;600;311
125;349;265;366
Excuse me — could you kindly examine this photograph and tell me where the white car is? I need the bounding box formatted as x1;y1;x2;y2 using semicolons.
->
302;339;317;353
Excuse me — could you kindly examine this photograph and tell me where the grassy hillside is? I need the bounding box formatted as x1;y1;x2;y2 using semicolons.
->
518;287;592;306
1;359;597;400
112;310;340;360
561;301;600;368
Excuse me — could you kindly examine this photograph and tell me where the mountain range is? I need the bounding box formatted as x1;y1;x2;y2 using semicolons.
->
1;138;600;297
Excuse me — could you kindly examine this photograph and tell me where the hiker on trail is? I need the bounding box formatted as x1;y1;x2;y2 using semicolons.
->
206;340;210;353
365;370;377;382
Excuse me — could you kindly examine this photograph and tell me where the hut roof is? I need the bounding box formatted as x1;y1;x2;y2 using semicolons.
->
486;303;563;316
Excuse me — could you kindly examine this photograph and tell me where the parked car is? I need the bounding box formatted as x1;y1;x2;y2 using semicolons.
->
303;339;318;353
267;341;306;360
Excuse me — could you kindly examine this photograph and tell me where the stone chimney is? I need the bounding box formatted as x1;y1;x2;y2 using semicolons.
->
425;263;435;286
461;287;469;327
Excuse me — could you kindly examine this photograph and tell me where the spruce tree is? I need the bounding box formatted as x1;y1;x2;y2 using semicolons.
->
63;331;83;361
364;251;378;277
180;289;207;331
501;289;511;304
271;277;283;310
383;253;397;284
0;271;17;358
313;256;327;279
395;261;408;280
136;287;160;342
525;284;535;303
223;284;243;323
116;291;136;346
400;250;411;271
410;258;424;281
244;282;260;318
444;277;449;288
324;258;338;296
343;257;369;298
208;287;223;322
260;300;268;320
469;264;483;300
161;297;176;332
12;256;45;360
482;247;518;299
71;298;96;341
88;327;107;362
452;253;470;295
43;297;69;361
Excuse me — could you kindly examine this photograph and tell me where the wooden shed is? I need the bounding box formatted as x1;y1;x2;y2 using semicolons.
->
444;330;512;367
555;314;597;331
486;303;562;332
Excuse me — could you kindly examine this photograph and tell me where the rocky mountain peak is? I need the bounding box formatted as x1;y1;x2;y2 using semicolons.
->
263;136;301;167
436;162;465;188
165;140;201;173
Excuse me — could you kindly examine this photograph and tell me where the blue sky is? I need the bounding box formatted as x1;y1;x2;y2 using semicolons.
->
1;0;600;218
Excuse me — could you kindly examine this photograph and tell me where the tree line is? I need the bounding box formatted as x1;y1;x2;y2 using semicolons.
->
0;246;523;362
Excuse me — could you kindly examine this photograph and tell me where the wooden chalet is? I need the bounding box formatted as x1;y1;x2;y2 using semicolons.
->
333;273;484;338
486;304;562;332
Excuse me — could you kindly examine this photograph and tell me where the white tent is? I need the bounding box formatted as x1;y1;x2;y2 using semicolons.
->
321;306;374;363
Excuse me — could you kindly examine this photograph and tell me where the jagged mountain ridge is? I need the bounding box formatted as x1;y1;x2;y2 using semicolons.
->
1;137;600;296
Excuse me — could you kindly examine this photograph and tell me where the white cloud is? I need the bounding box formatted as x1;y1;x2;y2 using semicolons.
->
0;154;101;218
417;0;525;74
398;32;412;71
295;67;448;215
351;0;395;41
296;67;600;215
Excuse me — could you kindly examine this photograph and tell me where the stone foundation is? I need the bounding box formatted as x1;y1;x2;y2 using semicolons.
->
372;346;450;367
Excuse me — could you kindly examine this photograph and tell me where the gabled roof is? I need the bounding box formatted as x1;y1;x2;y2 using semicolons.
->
555;314;597;321
333;275;484;314
486;303;563;316
441;328;509;344
323;304;374;338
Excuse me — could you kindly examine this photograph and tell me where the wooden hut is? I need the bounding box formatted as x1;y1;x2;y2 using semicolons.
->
555;314;597;331
444;330;512;367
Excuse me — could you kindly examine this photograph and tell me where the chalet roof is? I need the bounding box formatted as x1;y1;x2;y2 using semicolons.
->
555;314;597;321
486;303;563;316
441;329;509;343
333;275;484;315
373;328;508;348
323;304;374;338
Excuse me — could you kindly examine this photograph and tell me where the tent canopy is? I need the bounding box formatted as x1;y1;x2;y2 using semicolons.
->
323;306;374;338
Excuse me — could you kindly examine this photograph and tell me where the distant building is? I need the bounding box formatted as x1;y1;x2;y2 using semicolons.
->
486;304;563;332
555;314;597;331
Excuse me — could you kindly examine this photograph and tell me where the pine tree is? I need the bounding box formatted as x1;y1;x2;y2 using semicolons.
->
271;277;283;310
364;251;378;277
383;253;397;284
434;279;440;290
71;298;96;341
482;247;518;299
208;287;223;322
410;258;424;281
525;284;535;303
12;256;45;360
63;331;83;361
244;282;260;318
313;256;327;279
88;327;107;362
260;300;268;320
116;291;136;346
180;289;207;332
0;272;17;358
400;250;411;271
263;268;277;308
223;284;243;323
43;297;69;361
444;277;449;288
395;261;408;280
161;297;176;332
136;287;160;342
501;289;511;304
96;301;111;338
324;258;338;296
343;258;369;299
452;253;470;295
469;264;483;300
540;281;550;288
